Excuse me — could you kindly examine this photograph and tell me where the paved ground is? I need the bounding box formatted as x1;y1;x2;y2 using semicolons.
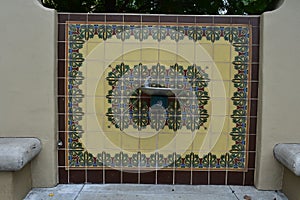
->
24;184;288;200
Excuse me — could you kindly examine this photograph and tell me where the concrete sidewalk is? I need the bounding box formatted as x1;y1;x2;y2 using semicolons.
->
24;184;288;200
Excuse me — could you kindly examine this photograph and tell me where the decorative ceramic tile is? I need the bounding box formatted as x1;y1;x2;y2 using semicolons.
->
63;21;252;171
58;15;259;185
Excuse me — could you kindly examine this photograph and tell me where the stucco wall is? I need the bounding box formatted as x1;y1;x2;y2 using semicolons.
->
0;0;57;187
282;168;300;200
1;0;300;190
255;0;300;190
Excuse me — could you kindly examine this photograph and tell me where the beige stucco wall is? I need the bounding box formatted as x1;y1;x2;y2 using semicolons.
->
282;168;300;200
0;0;57;187
255;0;300;190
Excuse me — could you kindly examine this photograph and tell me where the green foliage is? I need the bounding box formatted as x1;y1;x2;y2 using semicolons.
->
225;0;280;14
42;0;280;14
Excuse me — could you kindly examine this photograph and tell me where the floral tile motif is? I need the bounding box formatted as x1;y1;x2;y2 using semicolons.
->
65;21;252;171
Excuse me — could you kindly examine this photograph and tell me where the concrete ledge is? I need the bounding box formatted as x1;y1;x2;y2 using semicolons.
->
0;138;42;171
274;143;300;176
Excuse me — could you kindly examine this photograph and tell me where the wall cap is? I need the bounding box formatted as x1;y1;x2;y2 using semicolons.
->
274;143;300;176
0;138;42;171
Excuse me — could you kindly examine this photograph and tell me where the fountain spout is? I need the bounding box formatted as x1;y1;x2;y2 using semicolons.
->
144;76;152;87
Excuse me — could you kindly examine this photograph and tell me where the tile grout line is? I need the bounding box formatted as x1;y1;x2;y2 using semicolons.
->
229;185;240;200
74;184;85;200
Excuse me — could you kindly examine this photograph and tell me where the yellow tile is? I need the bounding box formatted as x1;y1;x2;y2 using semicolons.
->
85;132;105;151
177;43;196;62
158;132;176;151
84;39;104;61
209;133;231;156
121;134;139;152
141;48;159;62
140;134;157;152
215;37;230;45
197;43;214;61
85;61;107;80
208;99;229;116
213;44;231;62
122;45;142;62
86;38;104;56
210;81;230;98
213;62;231;81
105;42;124;61
191;132;207;152
175;132;194;153
209;116;230;133
104;132;122;150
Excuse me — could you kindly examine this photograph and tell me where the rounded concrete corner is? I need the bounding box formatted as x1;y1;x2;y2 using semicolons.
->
32;0;57;13
261;0;285;15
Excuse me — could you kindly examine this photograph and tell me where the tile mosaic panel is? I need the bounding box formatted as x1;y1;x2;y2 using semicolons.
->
58;14;259;185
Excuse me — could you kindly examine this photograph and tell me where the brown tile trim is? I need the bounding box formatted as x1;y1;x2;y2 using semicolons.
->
58;14;69;24
58;42;66;60
57;80;65;97
249;117;257;135
177;16;195;23
142;15;159;23
248;134;257;152
210;171;226;185
122;171;139;183
69;170;86;183
87;170;103;183
58;114;66;132
58;167;68;183
192;171;208;185
57;97;65;114
252;46;259;63
58;132;66;150
251;82;259;99
227;172;243;185
69;14;88;22
57;13;260;186
124;15;141;23
244;169;254;185
214;16;231;24
58;150;65;166
250;17;260;27
88;14;105;22
58;60;66;78
251;64;259;81
58;24;66;42
175;170;191;184
231;17;250;25
140;171;156;184
160;16;177;23
196;16;213;24
157;170;173;184
105;169;121;183
250;100;258;117
252;27;260;45
106;15;123;22
248;152;256;169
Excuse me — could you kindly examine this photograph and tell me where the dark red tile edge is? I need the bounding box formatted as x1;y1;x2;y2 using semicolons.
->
175;171;191;184
69;170;86;183
140;171;156;184
59;167;68;183
105;169;121;183
87;170;103;183
123;171;139;183
210;171;226;185
227;172;243;185
157;170;173;184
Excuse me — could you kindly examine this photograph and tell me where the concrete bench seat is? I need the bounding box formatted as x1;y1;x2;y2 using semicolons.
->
274;143;300;176
0;138;42;200
0;138;41;171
